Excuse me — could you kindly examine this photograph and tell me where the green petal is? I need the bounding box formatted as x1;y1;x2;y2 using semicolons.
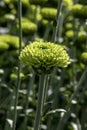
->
19;41;71;74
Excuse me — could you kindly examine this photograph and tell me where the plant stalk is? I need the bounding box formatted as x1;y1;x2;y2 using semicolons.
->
53;0;63;42
34;73;47;130
12;0;22;130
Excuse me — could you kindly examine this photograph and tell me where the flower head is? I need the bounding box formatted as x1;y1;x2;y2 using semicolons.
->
65;30;74;40
81;52;87;65
63;0;73;10
72;4;87;19
78;31;87;43
19;41;70;74
16;18;37;35
41;8;57;20
0;35;24;49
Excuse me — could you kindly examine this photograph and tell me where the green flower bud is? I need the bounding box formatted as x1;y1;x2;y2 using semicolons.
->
63;0;73;10
22;21;37;35
65;16;73;23
65;23;73;30
65;30;87;42
65;30;74;40
72;4;87;19
78;31;87;42
81;52;87;65
28;5;42;21
10;72;24;80
16;18;37;35
5;0;29;11
42;19;49;26
19;41;70;74
41;19;53;27
41;8;57;21
0;35;24;49
4;0;29;16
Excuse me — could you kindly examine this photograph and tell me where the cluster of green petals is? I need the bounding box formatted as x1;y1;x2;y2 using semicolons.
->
41;8;57;20
65;30;87;42
65;23;73;30
63;0;73;10
19;41;70;74
0;35;24;49
65;30;74;40
78;31;87;42
16;18;37;35
4;0;29;8
72;4;87;19
21;21;37;35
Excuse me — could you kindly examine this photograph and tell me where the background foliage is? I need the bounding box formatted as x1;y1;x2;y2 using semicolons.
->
0;0;87;130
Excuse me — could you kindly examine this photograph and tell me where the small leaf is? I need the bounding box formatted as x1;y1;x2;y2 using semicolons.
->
46;109;66;116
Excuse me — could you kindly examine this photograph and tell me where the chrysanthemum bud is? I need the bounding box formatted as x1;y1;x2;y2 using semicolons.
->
16;18;37;35
4;0;29;13
41;8;57;21
65;30;87;42
63;0;73;10
64;23;73;30
72;4;87;19
0;35;24;49
78;31;87;42
22;21;37;35
10;72;24;80
65;30;74;40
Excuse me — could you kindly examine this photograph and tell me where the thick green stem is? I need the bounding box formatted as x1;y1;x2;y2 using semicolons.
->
43;75;49;104
12;0;22;130
34;73;47;130
56;67;87;130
